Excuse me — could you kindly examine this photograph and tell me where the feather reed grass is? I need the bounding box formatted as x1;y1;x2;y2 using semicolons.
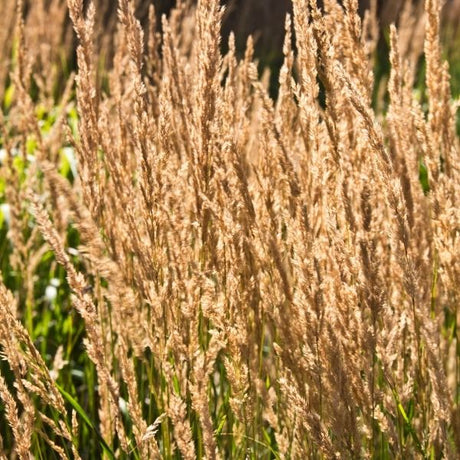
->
0;0;459;458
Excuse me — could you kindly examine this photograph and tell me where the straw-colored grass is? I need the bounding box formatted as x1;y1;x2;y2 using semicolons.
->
0;0;459;458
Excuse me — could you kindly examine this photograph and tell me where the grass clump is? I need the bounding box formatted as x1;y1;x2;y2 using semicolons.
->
0;0;459;458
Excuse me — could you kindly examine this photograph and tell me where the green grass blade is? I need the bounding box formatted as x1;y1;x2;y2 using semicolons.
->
55;383;116;460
